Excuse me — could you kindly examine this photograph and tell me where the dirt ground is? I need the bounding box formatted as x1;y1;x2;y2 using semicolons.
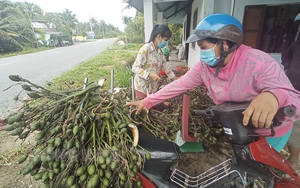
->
0;131;42;188
176;142;233;176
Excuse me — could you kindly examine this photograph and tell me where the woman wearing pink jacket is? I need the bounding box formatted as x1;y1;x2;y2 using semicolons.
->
127;13;300;152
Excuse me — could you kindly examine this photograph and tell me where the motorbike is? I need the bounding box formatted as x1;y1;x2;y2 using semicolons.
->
133;94;300;188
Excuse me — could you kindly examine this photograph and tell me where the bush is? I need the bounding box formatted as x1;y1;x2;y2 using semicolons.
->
105;31;121;38
122;43;143;50
115;66;134;88
170;37;182;46
119;35;144;44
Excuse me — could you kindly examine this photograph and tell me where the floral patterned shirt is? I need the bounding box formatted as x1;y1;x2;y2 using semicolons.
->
132;42;175;95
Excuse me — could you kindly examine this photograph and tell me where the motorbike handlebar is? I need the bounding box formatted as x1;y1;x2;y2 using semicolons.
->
193;106;296;118
281;106;296;117
192;105;296;137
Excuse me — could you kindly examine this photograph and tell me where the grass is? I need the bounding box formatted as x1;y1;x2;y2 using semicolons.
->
0;47;51;58
109;43;143;51
50;43;143;90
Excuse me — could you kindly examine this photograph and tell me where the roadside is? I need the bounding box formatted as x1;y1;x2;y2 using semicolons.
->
0;43;141;188
0;47;51;59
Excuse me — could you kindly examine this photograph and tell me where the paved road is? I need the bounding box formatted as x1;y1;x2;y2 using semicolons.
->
0;38;116;116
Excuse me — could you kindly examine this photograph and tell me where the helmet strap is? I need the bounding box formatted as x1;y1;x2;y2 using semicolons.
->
214;39;239;77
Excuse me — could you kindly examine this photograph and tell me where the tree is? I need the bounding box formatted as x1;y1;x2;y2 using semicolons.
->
15;1;44;20
168;23;183;45
76;22;90;37
0;0;35;53
60;9;78;30
123;11;144;43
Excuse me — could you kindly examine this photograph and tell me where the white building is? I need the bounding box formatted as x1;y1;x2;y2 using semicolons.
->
126;0;300;67
31;20;61;46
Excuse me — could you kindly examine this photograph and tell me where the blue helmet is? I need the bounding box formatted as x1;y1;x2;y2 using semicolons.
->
186;13;243;45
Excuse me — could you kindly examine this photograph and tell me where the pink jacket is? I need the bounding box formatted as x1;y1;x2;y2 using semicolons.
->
142;45;300;137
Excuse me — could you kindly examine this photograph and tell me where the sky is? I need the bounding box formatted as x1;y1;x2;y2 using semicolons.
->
19;0;137;31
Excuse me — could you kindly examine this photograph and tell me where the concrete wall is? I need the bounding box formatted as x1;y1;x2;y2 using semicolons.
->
213;0;232;15
186;0;201;68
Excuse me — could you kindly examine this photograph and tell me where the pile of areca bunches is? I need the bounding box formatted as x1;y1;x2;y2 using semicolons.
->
4;75;223;188
167;87;224;145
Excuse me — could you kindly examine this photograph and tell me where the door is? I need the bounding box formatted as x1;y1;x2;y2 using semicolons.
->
242;5;266;49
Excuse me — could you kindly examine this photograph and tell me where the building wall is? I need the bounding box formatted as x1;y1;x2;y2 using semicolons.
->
72;36;86;41
213;0;232;15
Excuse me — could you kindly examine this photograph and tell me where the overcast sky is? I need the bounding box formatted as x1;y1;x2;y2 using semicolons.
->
21;0;137;30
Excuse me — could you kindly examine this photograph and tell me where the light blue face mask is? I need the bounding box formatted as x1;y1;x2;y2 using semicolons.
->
158;40;167;49
200;43;219;67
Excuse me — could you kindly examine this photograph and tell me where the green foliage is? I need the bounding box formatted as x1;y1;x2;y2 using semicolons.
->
122;12;183;45
123;11;144;43
121;43;143;50
105;31;121;38
110;43;142;51
115;66;134;88
169;23;183;45
0;0;36;53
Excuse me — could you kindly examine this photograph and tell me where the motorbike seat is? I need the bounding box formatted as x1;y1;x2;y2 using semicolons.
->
135;128;180;161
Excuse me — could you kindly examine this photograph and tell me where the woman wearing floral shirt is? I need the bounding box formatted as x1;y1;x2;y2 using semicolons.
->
132;24;175;101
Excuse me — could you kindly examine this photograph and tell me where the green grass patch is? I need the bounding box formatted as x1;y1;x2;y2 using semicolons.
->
110;43;143;51
0;47;50;58
51;44;138;90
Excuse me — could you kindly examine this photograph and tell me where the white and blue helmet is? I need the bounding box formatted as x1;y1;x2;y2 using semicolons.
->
186;13;243;45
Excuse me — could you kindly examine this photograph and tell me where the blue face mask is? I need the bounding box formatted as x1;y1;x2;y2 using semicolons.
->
200;44;219;67
158;40;167;49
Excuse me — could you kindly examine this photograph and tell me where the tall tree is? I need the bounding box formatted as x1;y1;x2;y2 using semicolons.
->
123;11;144;43
15;1;44;20
60;9;78;30
0;0;35;53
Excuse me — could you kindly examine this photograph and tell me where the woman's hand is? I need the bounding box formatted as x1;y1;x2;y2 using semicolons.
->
242;92;279;128
149;73;162;82
126;101;145;115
